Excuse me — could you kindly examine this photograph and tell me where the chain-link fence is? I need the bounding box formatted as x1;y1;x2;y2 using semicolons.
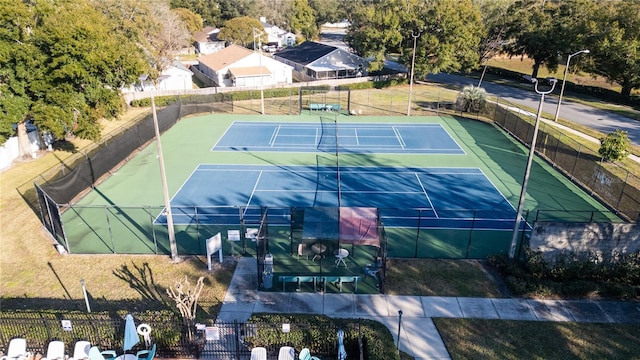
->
0;315;369;360
21;86;639;256
492;98;640;222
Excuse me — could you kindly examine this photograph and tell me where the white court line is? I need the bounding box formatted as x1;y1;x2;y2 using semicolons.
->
244;170;263;210
439;125;467;155
415;172;438;218
392;126;406;149
354;128;360;146
269;125;282;147
477;168;520;213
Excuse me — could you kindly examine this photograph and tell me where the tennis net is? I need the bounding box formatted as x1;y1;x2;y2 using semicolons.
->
319;115;341;206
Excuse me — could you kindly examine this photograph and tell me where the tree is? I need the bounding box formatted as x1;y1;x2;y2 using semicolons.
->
503;0;564;78
0;0;147;149
290;0;318;41
581;1;640;98
345;0;405;72
217;16;266;47
258;0;294;32
166;276;204;340
346;0;483;76
309;0;345;28
92;0;192;85
173;7;204;34
217;0;263;22
170;0;223;27
599;129;631;162
476;0;511;86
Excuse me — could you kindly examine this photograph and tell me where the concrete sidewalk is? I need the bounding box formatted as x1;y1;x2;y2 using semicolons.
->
216;258;640;360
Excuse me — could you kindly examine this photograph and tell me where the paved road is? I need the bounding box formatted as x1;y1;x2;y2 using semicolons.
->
428;73;640;146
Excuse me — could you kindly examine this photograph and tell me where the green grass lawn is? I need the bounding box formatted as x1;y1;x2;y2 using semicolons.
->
435;319;640;360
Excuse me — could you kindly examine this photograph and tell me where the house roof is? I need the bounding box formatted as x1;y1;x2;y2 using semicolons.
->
198;44;254;71
193;26;221;43
274;41;337;65
171;61;192;74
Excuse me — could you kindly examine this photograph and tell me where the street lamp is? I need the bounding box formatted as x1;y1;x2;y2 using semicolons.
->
140;75;178;260
407;30;421;116
252;27;265;115
509;77;558;258
553;49;589;122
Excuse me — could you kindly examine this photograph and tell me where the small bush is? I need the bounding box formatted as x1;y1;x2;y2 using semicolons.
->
373;78;408;89
456;85;487;112
336;82;375;91
599;129;631;161
487;251;640;300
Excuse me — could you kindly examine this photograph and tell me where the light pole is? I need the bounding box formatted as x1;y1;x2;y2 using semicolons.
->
252;27;265;115
407;30;420;116
553;49;589;122
509;77;557;258
151;93;178;260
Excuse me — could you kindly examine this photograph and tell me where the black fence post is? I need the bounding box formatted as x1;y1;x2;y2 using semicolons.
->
234;320;240;360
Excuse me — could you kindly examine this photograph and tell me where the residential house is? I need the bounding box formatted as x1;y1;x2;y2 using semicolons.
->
259;17;296;49
273;41;368;81
130;61;193;92
194;26;226;55
155;62;194;90
196;44;293;88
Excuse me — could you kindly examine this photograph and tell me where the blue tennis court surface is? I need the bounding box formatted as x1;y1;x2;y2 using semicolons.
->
212;122;465;154
157;164;519;230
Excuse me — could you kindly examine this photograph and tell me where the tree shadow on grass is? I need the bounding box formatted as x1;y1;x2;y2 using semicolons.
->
112;261;171;311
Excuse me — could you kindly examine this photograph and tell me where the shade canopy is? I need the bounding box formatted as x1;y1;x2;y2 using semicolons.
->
301;207;380;247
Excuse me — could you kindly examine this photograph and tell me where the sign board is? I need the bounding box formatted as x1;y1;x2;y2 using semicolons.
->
61;320;72;331
227;230;240;242
206;233;223;270
282;323;290;333
205;327;220;341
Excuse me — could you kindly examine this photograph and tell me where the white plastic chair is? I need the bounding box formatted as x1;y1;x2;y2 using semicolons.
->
297;244;309;260
250;347;267;360
87;346;115;360
298;348;320;360
278;346;295;360
41;341;66;360
1;338;30;360
70;341;91;360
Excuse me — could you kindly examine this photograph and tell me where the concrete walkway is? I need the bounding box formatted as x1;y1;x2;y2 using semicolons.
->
216;258;640;360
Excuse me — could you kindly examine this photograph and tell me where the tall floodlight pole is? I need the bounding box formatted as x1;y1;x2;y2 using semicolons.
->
553;49;589;122
509;78;557;258
253;27;265;115
407;30;420;116
151;93;178;260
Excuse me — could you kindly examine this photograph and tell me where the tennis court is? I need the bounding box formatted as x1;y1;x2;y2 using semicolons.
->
59;113;617;258
160;164;517;231
212;121;465;154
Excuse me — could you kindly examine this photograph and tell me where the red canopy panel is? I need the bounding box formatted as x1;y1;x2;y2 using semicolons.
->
339;207;380;247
